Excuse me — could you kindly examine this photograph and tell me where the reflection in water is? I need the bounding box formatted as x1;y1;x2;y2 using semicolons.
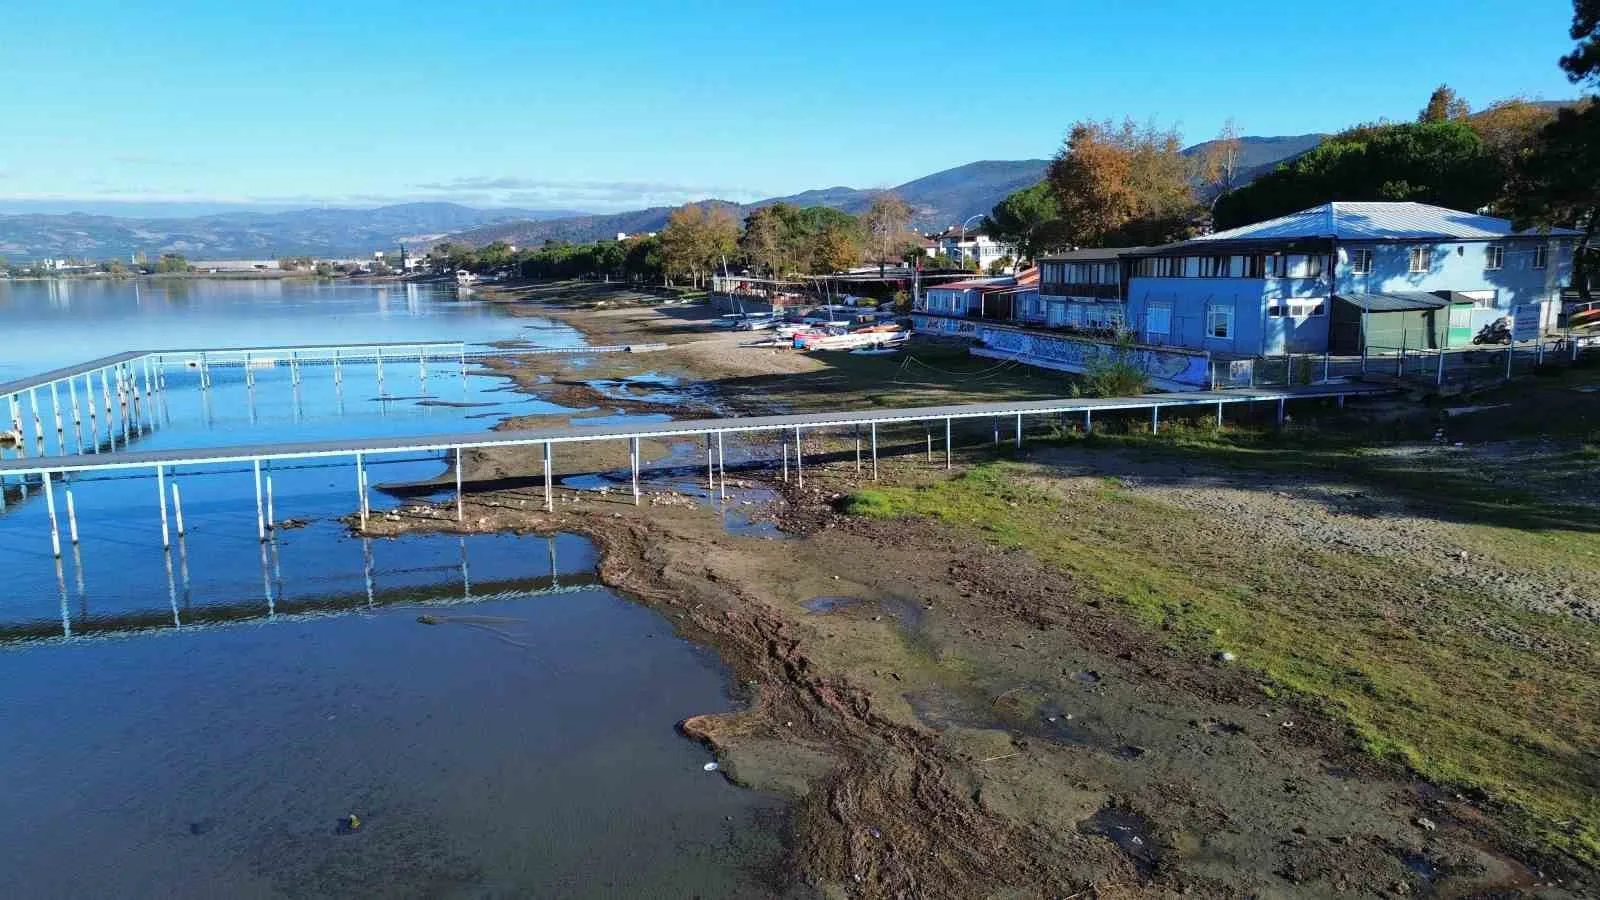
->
8;532;587;644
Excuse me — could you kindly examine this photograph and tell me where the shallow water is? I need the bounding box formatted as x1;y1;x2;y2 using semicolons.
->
0;280;796;897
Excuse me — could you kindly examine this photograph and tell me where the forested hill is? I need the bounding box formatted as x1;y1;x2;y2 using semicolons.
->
444;136;1326;247
0;202;580;260
443;160;1053;247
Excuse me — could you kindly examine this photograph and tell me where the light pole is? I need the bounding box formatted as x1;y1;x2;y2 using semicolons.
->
957;214;984;270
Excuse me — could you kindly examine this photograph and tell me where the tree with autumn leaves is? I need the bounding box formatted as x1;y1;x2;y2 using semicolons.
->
1045;118;1203;250
657;203;740;288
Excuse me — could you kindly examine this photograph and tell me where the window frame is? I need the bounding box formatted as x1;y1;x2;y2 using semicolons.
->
1349;248;1372;275
1206;303;1235;340
1533;245;1548;270
1485;245;1504;271
1408;246;1431;274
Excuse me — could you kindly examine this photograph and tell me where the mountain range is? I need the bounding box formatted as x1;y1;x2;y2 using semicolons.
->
434;134;1327;248
0;203;579;262
0;135;1326;261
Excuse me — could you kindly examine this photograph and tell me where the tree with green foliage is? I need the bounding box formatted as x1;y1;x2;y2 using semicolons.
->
1561;0;1600;81
1503;0;1600;301
981;181;1063;262
1419;84;1472;122
153;253;190;274
1213;121;1503;229
1048;118;1200;247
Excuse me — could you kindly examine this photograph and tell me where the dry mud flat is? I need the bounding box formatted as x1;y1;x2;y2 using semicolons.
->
355;451;1585;900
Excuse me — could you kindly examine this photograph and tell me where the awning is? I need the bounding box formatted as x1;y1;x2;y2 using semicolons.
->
1335;292;1449;312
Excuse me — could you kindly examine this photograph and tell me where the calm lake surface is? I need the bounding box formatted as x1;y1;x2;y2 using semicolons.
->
0;279;796;898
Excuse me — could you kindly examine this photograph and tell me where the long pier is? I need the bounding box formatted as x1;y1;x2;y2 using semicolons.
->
1;381;1387;559
0;340;668;462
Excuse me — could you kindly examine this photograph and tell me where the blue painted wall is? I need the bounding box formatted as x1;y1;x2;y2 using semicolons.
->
1337;238;1572;334
1126;237;1572;356
1127;271;1333;356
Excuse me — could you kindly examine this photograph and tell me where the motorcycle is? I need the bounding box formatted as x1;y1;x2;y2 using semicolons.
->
1471;317;1511;345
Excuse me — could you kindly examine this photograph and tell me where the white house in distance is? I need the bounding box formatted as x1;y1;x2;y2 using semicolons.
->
927;227;1017;271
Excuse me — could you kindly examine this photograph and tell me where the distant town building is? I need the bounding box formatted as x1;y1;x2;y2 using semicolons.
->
189;259;282;273
927;228;1016;271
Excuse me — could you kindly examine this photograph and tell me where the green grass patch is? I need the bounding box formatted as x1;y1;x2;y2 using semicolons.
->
842;460;1600;866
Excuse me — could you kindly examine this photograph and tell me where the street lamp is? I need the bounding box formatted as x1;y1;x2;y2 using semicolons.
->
957;214;984;269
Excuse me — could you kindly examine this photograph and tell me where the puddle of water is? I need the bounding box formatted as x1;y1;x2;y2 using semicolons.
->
803;596;860;614
1078;807;1161;874
1401;851;1440;882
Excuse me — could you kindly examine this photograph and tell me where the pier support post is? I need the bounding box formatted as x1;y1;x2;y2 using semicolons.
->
50;382;64;455
171;482;186;538
254;459;266;541
376;348;385;397
794;428;803;487
355;453;369;530
870;422;878;481
706;434;715;492
631;437;641;504
1016;412;1023;448
946;418;952;469
84;377;99;451
455;447;464;522
30;387;45;456
99;370;112;447
854;424;861;474
1151;406;1159;434
543;442;553;512
716;432;726;501
65;484;79;545
1276;397;1286;425
1085;409;1093;434
266;474;276;531
43;472;62;559
157;464;170;550
68;377;82;453
1216;400;1224;431
993;419;999;445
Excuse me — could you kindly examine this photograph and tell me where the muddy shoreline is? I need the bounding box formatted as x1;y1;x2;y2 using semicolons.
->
343;281;1598;898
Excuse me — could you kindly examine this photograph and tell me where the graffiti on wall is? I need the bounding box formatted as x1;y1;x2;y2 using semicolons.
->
912;315;1211;388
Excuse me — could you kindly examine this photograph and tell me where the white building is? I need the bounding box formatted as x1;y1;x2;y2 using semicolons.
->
929;229;1016;271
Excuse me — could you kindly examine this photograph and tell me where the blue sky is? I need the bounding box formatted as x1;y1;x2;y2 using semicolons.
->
0;0;1585;215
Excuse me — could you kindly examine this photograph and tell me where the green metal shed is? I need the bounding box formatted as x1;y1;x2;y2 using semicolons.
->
1331;292;1476;355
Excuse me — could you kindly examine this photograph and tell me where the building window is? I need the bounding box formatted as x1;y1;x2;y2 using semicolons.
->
1486;245;1504;270
1197;255;1229;277
1533;246;1548;270
1408;247;1431;273
1144;305;1171;343
1207;303;1235;340
1285;254;1324;278
1244;254;1280;278
1350;248;1372;275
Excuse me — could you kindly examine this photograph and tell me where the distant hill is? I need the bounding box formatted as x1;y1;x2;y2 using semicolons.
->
0;136;1335;259
0;202;583;260
444;141;1330;248
1181;133;1327;184
445;160;1055;247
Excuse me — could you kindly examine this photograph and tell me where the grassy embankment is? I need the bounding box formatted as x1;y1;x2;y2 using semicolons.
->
842;388;1600;867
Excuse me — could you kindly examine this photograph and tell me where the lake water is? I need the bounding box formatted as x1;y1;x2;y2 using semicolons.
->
0;279;798;898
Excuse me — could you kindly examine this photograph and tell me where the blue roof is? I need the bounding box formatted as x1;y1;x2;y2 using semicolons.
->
1193;202;1581;243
